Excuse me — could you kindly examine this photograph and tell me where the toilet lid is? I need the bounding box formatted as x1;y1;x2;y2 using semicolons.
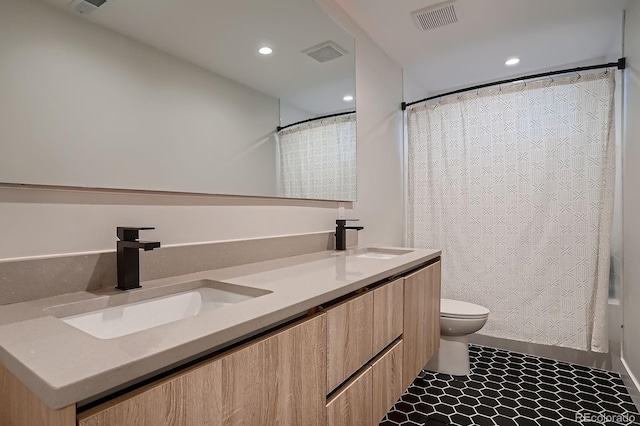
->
440;298;490;319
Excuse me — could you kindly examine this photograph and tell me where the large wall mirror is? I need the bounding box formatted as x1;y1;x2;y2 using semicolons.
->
0;0;356;201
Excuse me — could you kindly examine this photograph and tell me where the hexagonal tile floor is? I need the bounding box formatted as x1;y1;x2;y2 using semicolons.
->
381;345;640;426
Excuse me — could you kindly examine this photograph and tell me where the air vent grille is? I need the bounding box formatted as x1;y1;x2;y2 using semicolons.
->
69;0;108;15
302;41;347;64
412;1;458;31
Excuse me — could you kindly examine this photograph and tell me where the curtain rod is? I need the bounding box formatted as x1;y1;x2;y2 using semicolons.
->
401;57;626;111
277;110;355;132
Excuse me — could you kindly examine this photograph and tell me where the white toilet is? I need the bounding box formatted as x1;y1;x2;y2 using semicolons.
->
424;298;490;376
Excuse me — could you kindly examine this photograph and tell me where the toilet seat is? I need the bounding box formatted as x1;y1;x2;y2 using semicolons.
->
440;298;490;319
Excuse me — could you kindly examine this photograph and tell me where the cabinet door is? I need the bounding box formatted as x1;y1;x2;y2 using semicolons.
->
326;292;374;393
372;278;403;356
221;313;326;425
78;314;326;426
78;359;223;426
253;313;326;425
370;339;403;424
402;261;441;390
326;366;373;426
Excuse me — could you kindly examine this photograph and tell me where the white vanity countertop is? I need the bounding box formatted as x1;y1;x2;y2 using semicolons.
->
0;247;440;409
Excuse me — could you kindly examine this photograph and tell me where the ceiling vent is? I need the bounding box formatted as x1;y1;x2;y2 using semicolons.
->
302;41;348;64
69;0;109;15
411;0;458;31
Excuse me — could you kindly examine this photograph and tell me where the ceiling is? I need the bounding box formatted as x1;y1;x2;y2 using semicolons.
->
335;0;630;101
40;0;355;117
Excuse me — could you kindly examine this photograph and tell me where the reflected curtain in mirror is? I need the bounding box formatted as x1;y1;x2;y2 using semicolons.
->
277;114;356;201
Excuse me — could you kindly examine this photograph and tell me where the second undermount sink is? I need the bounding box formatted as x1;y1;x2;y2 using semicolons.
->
59;280;271;339
355;248;414;260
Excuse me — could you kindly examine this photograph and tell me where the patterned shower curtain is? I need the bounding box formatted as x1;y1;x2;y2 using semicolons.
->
407;71;615;352
277;114;356;200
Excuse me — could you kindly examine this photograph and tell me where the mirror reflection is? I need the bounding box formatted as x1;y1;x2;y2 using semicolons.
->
0;0;356;201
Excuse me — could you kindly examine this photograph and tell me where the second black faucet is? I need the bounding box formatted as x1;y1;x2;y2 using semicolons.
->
335;219;363;251
116;227;161;290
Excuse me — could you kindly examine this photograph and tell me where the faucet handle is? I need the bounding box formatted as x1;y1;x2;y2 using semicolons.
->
117;227;155;242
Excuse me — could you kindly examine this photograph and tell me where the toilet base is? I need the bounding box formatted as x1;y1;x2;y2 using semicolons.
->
424;335;470;376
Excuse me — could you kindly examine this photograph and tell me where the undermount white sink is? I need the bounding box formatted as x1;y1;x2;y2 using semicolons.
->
61;281;270;339
355;248;413;260
356;252;399;260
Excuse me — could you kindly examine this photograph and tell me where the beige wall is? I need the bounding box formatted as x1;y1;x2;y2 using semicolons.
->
0;0;404;260
623;1;640;389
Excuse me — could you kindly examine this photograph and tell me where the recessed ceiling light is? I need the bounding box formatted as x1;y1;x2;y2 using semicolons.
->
343;95;354;102
505;57;520;66
258;46;273;55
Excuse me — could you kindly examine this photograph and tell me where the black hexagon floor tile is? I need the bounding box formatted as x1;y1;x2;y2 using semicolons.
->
380;345;640;425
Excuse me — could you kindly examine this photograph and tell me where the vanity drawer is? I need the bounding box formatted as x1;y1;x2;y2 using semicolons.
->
370;339;403;424
326;366;373;426
372;278;404;355
326;292;374;393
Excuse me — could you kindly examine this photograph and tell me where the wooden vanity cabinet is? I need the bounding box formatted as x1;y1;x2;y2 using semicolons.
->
1;257;442;426
77;313;326;426
402;261;441;390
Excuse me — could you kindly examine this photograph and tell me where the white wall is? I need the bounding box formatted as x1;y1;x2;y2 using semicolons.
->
279;101;316;128
0;0;278;197
315;0;405;248
402;72;430;104
623;1;640;389
0;0;404;260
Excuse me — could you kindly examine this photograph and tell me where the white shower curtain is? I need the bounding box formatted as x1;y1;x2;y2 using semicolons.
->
407;71;615;352
277;114;356;200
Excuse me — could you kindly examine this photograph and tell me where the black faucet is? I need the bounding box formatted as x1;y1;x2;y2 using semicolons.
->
116;227;161;290
335;219;364;251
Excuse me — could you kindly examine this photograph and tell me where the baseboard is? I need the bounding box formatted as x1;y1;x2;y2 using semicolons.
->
469;334;619;371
